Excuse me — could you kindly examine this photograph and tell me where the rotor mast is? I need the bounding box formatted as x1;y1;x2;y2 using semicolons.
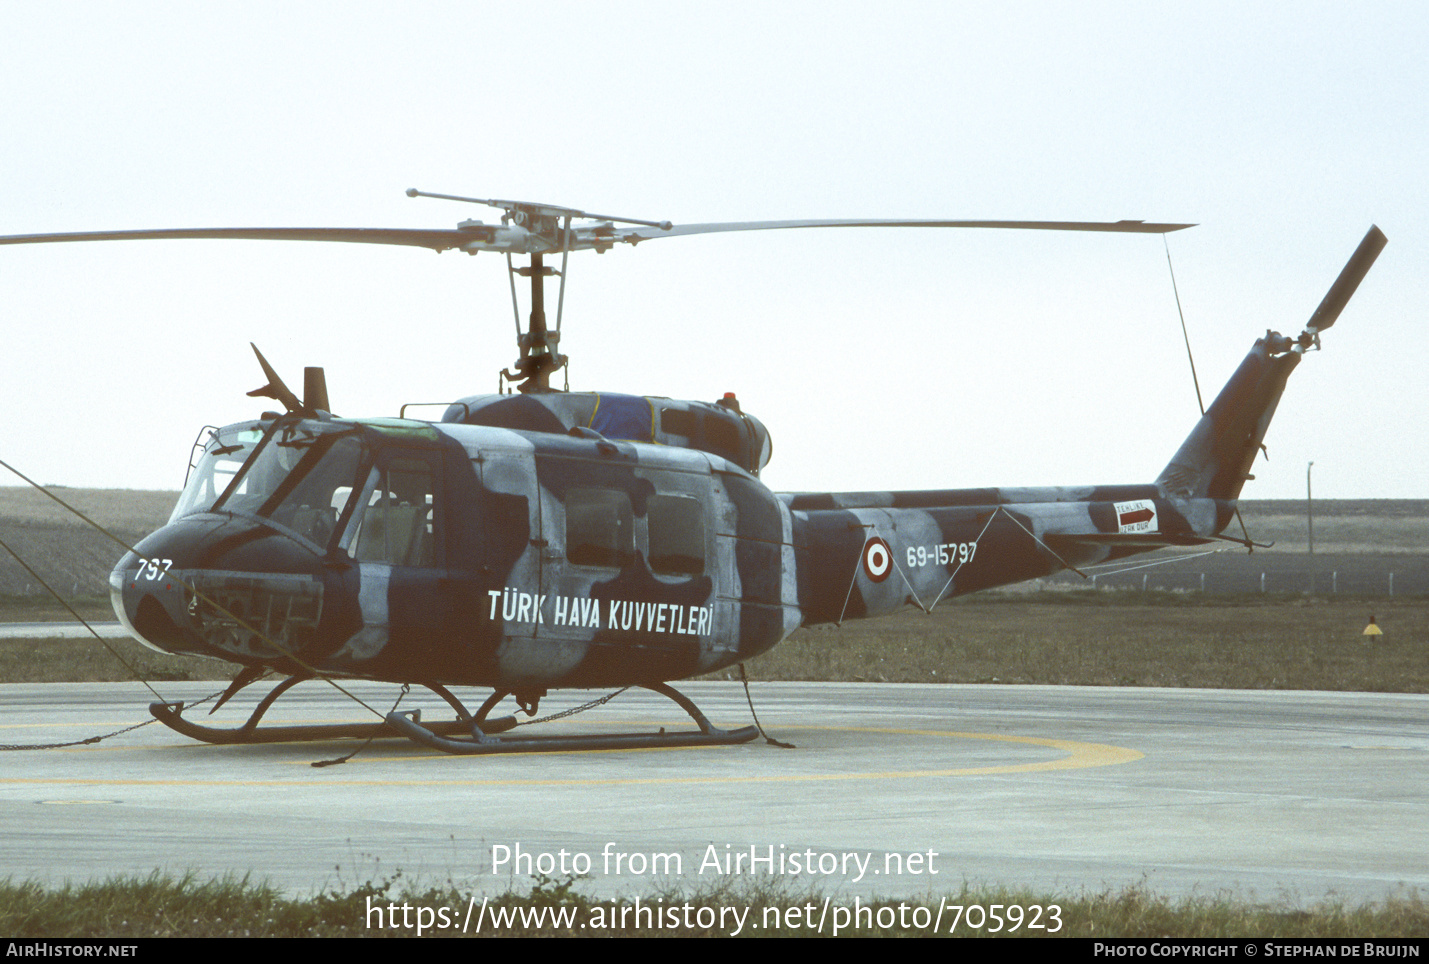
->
407;189;674;393
510;252;562;392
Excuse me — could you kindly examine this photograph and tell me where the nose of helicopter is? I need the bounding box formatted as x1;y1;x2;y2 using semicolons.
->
111;514;348;666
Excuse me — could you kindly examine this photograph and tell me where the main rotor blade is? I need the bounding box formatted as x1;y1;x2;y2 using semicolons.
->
0;216;1195;259
616;218;1197;243
0;226;473;252
1304;225;1388;334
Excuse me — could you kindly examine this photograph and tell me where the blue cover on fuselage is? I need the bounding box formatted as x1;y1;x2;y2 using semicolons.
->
589;393;653;442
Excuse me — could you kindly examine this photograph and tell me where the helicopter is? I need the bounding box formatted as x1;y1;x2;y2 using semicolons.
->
0;195;1386;754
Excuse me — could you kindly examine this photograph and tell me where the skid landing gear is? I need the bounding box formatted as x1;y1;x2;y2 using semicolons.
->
149;676;756;753
388;682;759;755
148;676;504;745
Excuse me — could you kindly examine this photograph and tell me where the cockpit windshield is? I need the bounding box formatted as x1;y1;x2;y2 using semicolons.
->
171;422;266;522
209;421;371;548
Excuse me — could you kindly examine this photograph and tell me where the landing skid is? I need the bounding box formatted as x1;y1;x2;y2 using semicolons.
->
386;682;759;755
148;677;756;753
148;676;514;746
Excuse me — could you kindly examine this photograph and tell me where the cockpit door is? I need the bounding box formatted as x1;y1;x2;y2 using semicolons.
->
343;446;448;672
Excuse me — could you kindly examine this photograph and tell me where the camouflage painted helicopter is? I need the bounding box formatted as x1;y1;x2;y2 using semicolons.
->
0;196;1386;754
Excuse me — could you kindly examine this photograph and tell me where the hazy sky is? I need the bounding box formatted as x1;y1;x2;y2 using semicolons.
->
2;3;1424;499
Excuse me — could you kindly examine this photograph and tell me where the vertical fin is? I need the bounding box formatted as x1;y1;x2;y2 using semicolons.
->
1157;227;1386;502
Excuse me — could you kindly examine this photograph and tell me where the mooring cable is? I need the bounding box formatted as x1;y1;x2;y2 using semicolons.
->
0;455;394;727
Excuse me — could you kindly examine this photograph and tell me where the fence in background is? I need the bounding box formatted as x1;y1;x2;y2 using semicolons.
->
1040;561;1429;596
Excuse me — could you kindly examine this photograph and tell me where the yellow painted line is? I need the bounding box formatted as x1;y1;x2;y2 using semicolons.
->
0;727;1141;787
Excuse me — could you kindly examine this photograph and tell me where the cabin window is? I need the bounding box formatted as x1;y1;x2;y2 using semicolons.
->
353;457;436;566
566;488;634;568
648;494;704;576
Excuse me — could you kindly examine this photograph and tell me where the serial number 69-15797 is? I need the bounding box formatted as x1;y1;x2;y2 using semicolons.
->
906;542;977;569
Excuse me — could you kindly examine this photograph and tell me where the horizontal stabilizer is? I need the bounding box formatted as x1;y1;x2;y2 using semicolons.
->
1045;533;1214;550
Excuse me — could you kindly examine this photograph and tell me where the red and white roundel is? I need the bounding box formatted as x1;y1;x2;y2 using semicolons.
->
862;536;893;582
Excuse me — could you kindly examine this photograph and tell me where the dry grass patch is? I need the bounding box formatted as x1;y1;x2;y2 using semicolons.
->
727;594;1429;692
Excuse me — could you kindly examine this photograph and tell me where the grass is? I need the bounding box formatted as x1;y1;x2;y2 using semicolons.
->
2;872;1424;938
1238;499;1429;553
0;486;177;532
724;592;1429;693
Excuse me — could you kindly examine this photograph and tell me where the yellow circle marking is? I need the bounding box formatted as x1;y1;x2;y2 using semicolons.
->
0;726;1141;787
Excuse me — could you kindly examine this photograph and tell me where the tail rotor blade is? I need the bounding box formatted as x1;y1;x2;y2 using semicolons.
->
1305;225;1387;335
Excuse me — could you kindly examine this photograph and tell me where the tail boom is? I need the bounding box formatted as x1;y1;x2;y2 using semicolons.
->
787;486;1223;625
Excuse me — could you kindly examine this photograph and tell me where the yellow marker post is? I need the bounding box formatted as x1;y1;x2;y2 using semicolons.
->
1363;615;1383;639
